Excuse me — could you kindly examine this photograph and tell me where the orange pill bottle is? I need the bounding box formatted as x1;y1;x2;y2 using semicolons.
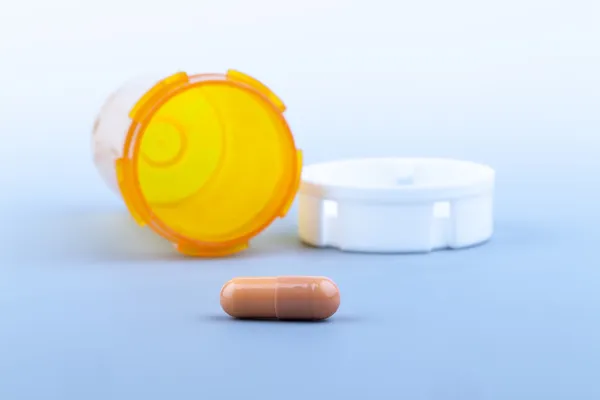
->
92;71;302;257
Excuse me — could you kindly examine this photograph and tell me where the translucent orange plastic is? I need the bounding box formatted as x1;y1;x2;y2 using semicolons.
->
93;70;302;257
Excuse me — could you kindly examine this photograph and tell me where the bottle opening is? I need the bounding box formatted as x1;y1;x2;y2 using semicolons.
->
119;72;301;254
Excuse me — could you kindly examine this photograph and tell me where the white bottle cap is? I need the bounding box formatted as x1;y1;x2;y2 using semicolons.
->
298;158;495;253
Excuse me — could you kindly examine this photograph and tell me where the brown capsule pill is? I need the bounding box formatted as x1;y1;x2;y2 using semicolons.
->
220;276;340;321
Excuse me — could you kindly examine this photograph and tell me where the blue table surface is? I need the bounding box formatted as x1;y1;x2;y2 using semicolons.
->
1;165;599;400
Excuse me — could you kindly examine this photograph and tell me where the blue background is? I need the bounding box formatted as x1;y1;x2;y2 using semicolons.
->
1;0;599;399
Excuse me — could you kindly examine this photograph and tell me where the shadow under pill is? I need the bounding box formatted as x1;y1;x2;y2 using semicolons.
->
202;314;363;324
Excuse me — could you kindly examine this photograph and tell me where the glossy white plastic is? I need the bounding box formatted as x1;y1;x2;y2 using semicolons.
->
298;158;495;253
